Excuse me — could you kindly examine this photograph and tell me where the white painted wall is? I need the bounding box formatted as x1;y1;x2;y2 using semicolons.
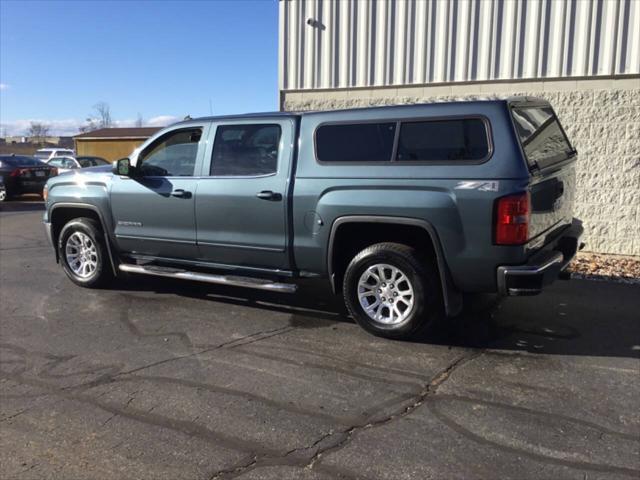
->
279;0;640;91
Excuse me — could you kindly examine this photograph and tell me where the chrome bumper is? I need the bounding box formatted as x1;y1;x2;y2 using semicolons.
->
497;218;583;296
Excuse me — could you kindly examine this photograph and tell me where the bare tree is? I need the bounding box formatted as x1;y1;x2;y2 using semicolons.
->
93;102;112;128
27;122;50;143
135;113;144;127
78;117;98;133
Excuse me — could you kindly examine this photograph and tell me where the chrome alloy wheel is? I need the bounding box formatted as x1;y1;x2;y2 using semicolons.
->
357;263;415;325
65;231;98;278
0;187;6;202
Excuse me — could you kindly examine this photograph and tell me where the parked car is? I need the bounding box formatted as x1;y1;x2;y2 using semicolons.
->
0;155;58;201
42;98;583;339
46;155;110;173
34;148;75;162
76;156;110;168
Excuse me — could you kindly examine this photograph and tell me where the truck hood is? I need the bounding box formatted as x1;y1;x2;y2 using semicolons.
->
57;164;113;176
48;164;114;190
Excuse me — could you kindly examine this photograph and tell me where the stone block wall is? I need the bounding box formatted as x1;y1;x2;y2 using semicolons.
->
282;78;640;256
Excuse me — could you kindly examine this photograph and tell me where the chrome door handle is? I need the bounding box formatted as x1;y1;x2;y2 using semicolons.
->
171;189;190;198
256;190;282;201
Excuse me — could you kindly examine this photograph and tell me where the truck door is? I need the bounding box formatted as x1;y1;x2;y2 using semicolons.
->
110;124;209;259
195;118;295;271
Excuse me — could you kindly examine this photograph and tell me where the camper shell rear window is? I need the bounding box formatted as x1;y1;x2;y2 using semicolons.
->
511;106;575;170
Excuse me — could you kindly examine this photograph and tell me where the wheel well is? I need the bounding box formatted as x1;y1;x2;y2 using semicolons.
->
50;207;103;254
330;222;439;293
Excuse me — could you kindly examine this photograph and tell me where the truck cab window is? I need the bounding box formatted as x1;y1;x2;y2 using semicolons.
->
210;124;281;176
137;128;202;177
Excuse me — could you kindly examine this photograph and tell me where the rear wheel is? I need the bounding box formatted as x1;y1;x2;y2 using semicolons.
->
58;218;112;288
343;242;442;339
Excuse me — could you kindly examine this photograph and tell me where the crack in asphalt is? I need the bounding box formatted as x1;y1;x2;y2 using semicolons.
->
209;349;482;479
115;325;295;378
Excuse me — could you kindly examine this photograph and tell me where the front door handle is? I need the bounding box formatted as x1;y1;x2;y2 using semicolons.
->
256;190;282;201
171;189;191;198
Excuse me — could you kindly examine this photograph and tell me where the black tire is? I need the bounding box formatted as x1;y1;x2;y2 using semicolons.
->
58;217;113;288
343;242;442;340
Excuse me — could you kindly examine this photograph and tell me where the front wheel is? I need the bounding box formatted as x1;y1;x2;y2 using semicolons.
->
343;242;442;339
0;185;7;202
58;217;113;288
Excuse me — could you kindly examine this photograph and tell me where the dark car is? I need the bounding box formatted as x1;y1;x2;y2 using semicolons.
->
0;155;58;201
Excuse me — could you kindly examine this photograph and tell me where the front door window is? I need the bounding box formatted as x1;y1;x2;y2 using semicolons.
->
138;128;202;177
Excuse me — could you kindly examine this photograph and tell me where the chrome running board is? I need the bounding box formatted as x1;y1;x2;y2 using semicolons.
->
119;264;297;293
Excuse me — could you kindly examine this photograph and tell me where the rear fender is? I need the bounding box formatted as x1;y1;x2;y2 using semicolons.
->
328;215;463;317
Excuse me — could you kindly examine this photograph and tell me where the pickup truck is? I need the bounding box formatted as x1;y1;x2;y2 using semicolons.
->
43;98;583;339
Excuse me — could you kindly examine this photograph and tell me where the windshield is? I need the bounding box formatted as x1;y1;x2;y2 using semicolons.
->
511;106;575;170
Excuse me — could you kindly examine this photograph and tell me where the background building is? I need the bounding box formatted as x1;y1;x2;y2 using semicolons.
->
73;127;161;162
279;0;640;256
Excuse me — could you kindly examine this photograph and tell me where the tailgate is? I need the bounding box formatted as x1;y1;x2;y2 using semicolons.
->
511;105;577;244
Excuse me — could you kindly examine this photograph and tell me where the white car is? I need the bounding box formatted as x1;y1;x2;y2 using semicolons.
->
46;155;110;173
34;148;76;162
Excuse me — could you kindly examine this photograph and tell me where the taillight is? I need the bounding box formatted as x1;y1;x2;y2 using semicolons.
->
495;192;530;245
9;168;21;177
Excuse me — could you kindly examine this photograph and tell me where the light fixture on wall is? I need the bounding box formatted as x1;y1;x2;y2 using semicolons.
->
306;18;325;30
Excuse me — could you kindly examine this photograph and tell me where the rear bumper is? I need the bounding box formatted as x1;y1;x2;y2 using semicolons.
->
497;218;583;296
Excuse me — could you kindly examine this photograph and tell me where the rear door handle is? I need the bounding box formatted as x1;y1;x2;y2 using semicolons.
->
256;190;282;201
171;189;191;198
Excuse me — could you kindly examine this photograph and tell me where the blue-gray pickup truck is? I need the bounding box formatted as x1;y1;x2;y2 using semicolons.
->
43;98;583;339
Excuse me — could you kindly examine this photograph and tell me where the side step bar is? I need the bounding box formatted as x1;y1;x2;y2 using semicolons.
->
119;264;297;293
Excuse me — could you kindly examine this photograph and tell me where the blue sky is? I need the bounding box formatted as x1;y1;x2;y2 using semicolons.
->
0;0;279;136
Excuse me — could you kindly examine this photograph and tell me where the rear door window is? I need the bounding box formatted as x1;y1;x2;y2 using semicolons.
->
316;123;396;162
511;106;575;170
396;119;489;162
210;124;281;176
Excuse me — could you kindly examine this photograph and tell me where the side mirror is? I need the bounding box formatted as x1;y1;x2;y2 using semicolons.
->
114;158;131;176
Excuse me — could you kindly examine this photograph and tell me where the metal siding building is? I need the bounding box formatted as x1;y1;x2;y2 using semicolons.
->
279;0;640;91
279;0;640;257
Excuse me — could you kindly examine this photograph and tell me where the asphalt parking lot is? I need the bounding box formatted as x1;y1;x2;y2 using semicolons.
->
1;199;639;480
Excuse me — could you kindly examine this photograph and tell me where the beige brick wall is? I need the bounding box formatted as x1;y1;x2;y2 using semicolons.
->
282;78;640;257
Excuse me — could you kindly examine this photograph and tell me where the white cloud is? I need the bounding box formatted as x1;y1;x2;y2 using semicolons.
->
0;115;180;137
146;115;180;127
0;83;8;91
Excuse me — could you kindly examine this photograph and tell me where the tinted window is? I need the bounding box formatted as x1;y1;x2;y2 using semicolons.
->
316;123;396;162
396;119;489;162
210;124;281;176
138;128;201;177
511;106;574;169
78;157;109;167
